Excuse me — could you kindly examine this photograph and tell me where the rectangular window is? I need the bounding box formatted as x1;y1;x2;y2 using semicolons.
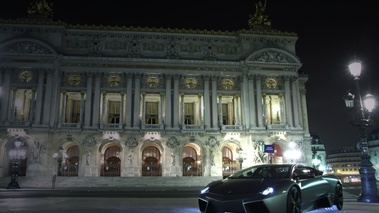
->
184;103;194;124
108;101;120;124
220;102;234;125
146;102;158;124
71;100;81;123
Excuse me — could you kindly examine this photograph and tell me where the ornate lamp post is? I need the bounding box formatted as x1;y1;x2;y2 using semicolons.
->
343;61;379;203
7;140;27;189
237;148;244;170
51;147;67;188
311;147;321;170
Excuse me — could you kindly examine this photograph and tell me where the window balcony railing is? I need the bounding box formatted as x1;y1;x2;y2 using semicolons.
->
101;123;123;129
181;124;204;130
221;125;243;130
59;123;81;128
142;124;163;129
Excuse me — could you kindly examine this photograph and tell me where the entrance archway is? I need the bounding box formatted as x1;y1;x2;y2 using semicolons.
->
7;139;28;177
222;146;239;177
182;144;202;176
142;146;162;176
62;145;79;176
101;146;121;176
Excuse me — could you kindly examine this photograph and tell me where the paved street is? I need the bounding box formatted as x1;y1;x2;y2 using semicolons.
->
0;187;379;213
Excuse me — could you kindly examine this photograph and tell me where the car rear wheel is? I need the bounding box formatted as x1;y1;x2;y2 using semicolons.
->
334;183;343;210
287;186;301;213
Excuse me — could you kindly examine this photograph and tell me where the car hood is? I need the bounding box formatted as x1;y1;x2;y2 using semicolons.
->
207;178;280;195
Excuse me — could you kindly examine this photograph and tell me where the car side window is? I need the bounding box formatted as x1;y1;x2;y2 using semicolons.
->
293;166;315;179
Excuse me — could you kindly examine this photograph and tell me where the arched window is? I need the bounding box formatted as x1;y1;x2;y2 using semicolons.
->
182;146;202;176
62;145;79;176
222;146;238;177
142;146;161;176
102;146;121;176
7;140;28;177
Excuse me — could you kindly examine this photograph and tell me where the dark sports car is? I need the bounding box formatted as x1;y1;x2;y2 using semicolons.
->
198;163;343;213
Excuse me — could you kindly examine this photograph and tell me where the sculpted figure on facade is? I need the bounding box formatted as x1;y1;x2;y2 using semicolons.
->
128;39;141;57
252;140;266;164
83;135;97;147
166;41;179;59
248;0;271;28
125;137;138;151
3;41;52;54
30;139;44;164
205;136;219;166
166;137;180;166
86;150;91;166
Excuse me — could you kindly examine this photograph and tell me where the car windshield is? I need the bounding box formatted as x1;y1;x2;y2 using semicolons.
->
229;164;291;179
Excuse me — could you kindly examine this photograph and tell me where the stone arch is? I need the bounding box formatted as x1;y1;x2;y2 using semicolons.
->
220;140;242;176
265;135;287;164
0;38;57;56
98;140;123;176
62;142;80;176
245;47;301;69
141;140;164;176
181;142;202;176
4;136;29;177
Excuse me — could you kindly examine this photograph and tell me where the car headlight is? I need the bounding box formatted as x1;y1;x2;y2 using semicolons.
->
260;187;274;196
200;186;210;194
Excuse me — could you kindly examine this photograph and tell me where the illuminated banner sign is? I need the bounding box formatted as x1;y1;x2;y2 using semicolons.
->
264;145;275;153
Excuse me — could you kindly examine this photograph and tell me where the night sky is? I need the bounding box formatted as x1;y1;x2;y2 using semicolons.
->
1;0;379;153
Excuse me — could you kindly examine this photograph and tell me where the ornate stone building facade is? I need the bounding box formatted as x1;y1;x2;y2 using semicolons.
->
0;0;312;181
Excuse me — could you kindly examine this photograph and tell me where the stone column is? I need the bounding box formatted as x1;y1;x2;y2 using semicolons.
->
125;74;133;128
133;74;141;128
173;75;179;129
292;78;300;128
34;70;45;125
42;71;53;126
255;75;263;128
284;76;293;128
203;76;211;129
92;73;101;128
211;76;218;129
84;72;93;127
248;75;256;128
165;74;172;129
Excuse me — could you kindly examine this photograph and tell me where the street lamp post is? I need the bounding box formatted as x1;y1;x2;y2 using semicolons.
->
7;140;27;189
237;148;244;170
311;147;321;170
344;61;379;203
51;147;67;189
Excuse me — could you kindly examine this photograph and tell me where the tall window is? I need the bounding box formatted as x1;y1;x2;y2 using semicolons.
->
264;94;282;125
142;146;162;176
222;103;235;125
70;100;81;123
12;89;33;122
108;101;120;124
146;102;158;124
184;103;194;124
222;146;238;176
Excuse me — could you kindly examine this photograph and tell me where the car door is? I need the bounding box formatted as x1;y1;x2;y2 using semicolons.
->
293;166;330;205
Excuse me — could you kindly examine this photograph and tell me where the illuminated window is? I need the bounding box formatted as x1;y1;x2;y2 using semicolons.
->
184;103;194;124
108;101;120;124
146;102;158;124
71;100;81;123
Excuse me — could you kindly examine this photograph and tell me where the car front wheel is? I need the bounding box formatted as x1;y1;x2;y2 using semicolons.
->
287;186;301;213
334;183;343;210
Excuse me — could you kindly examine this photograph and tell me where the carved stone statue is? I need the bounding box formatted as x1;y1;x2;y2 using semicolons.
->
248;0;271;29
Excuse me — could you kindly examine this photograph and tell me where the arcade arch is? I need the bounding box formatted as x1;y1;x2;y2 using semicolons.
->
182;143;202;176
99;142;122;176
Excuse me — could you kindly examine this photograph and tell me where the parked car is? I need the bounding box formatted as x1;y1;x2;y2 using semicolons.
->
198;163;343;213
